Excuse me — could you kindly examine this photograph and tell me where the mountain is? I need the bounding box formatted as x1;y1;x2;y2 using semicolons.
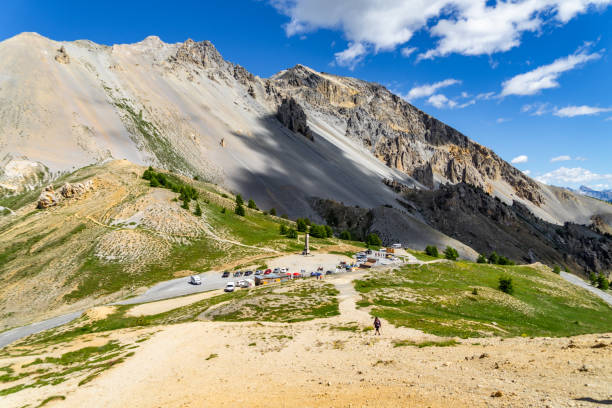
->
578;185;612;203
0;33;611;273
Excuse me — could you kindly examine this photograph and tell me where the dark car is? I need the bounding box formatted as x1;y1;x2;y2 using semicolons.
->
233;271;243;277
255;270;262;275
244;270;253;276
222;271;230;278
325;270;333;275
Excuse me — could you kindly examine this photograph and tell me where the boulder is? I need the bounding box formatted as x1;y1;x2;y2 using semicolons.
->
37;185;59;209
54;46;70;64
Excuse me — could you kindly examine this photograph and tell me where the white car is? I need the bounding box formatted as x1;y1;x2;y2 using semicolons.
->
237;279;249;288
224;282;235;292
189;275;202;285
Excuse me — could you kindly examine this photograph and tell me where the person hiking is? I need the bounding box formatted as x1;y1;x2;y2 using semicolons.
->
374;317;381;335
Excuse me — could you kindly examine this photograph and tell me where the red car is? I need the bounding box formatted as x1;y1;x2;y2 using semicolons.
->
264;269;272;275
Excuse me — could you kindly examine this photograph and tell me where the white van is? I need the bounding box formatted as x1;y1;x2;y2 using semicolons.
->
224;282;235;292
189;275;202;285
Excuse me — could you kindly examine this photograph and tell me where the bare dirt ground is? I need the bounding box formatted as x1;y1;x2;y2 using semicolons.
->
126;290;222;317
4;270;611;408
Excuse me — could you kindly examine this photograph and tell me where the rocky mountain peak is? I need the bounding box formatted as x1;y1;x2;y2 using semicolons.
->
172;39;226;68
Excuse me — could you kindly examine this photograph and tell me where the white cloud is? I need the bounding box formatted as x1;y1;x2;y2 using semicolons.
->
400;46;417;57
334;42;367;69
521;102;551;116
575;156;587;161
551;155;571;162
427;94;458;109
501;49;600;96
536;166;612;185
406;78;460;100
523;169;532;175
496;117;510;123
511;155;528;164
554;105;612;117
272;0;612;65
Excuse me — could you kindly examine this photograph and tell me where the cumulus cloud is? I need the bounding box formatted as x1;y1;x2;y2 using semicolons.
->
427;94;458;109
271;0;612;66
334;42;367;69
511;155;529;164
501;49;600;96
406;79;460;100
523;169;532;175
554;105;612;117
536;167;612;185
551;155;571;162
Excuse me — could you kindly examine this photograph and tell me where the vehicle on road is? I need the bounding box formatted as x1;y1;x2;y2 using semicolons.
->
255;270;262;275
222;271;230;278
224;282;235;292
244;270;253;276
326;270;333;275
233;271;243;277
273;268;281;274
237;279;248;288
264;269;271;275
292;272;302;278
280;267;288;273
189;275;202;285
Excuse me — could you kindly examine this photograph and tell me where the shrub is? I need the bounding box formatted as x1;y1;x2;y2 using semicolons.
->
269;208;276;216
234;204;245;216
150;176;160;187
425;245;438;258
279;224;288;235
365;233;382;248
596;273;609;290
221;207;226;214
296;218;308;232
286;228;298;239
247;199;257;209
235;194;243;206
497;256;514;266
324;225;333;238
471;288;478;295
309;224;326;238
488;252;499;265
281;214;288;219
498;276;514;295
477;254;487;264
444;246;459;261
181;200;189;210
194;203;202;217
552;265;561;274
589;272;598;285
340;230;352;240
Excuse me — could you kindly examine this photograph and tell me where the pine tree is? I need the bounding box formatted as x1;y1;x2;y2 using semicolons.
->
194;203;202;217
235;194;244;206
235;203;245;216
247;199;257;209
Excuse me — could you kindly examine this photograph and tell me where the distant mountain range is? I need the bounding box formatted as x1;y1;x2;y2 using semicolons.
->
576;185;612;203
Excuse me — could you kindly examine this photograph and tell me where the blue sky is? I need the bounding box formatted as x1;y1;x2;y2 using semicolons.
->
1;0;611;190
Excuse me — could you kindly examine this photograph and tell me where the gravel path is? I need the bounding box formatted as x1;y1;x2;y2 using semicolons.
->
560;271;612;307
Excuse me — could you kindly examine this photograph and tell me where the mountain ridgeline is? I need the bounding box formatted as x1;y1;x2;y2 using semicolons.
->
0;33;611;278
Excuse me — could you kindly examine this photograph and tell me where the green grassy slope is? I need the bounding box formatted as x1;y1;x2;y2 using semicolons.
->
355;261;612;338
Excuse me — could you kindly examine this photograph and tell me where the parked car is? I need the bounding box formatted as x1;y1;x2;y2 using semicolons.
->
325;270;333;275
244;270;253;276
280;267;288;273
189;275;202;285
292;272;302;278
264;269;272;275
273;267;281;274
237;279;248;288
222;271;230;278
224;282;235;292
254;270;262;276
233;271;243;277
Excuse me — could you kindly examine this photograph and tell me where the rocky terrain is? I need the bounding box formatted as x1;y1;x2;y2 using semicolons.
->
0;32;610;297
0;32;610;228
